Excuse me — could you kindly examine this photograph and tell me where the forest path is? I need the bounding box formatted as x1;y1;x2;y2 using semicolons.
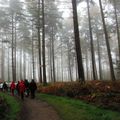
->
19;97;60;120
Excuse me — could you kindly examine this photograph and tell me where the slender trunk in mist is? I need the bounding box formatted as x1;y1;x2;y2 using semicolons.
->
49;38;53;82
14;19;17;81
68;53;73;82
1;41;4;81
32;22;35;80
61;38;63;82
51;27;56;83
113;0;120;60
16;51;18;80
47;42;52;82
4;32;10;81
56;58;59;81
28;59;31;80
30;61;33;79
11;13;16;81
42;0;47;84
99;0;116;81
23;49;26;79
72;0;85;82
8;47;10;81
67;39;73;82
47;45;51;81
20;49;22;80
75;57;78;80
85;49;89;80
96;31;102;80
87;0;98;80
12;13;14;81
38;0;42;83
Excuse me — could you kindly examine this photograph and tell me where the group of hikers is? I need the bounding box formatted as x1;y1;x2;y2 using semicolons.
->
1;79;37;100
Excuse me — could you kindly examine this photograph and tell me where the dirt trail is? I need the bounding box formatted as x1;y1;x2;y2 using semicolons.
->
19;98;60;120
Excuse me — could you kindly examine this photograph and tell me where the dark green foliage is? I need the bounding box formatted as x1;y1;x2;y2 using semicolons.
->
0;93;21;120
63;82;91;97
0;97;9;120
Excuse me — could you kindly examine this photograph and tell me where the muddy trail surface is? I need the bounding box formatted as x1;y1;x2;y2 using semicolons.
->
19;98;60;120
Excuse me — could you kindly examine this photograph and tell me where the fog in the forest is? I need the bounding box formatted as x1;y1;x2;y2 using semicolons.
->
0;0;120;83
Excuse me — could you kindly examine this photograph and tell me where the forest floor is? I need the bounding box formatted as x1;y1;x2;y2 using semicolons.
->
19;97;60;120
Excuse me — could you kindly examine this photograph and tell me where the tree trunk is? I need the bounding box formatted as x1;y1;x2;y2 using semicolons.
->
20;49;22;80
11;13;16;81
48;41;52;82
87;0;98;80
96;30;102;80
75;57;78;80
42;0;47;84
61;38;63;82
99;0;116;81
47;45;51;81
67;39;73;82
32;22;35;80
23;48;26;79
38;0;42;83
51;27;56;83
85;48;89;80
113;0;120;60
72;0;85;82
8;46;10;82
1;40;4;81
14;19;17;81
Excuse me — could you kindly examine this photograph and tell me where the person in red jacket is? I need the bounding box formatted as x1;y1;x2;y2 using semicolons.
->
10;81;16;96
19;80;26;100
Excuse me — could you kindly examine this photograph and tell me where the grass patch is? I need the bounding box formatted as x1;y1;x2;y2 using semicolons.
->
0;92;21;120
37;94;120;120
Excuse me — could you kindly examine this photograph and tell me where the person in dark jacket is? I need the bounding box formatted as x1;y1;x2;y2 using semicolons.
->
29;79;37;99
2;82;8;92
24;79;30;97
